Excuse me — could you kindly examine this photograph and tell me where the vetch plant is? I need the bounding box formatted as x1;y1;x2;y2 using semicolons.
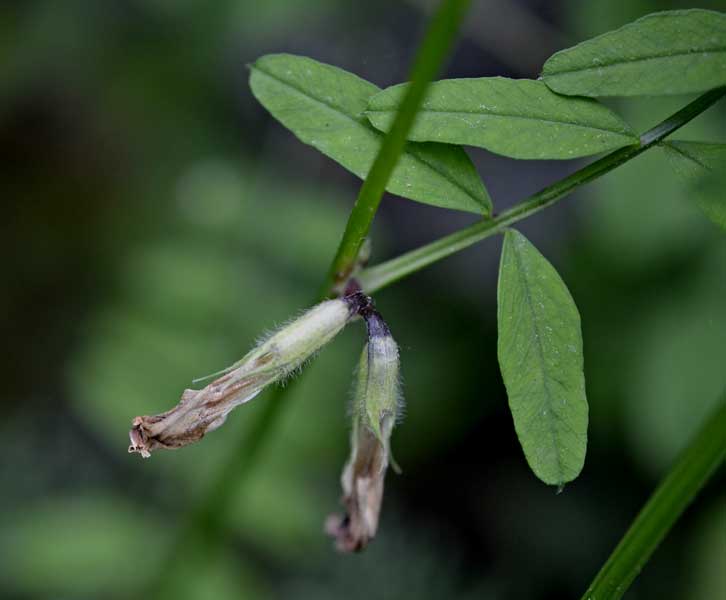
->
134;2;726;596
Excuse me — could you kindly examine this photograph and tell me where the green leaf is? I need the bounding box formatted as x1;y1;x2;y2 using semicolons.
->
662;141;726;230
366;78;637;159
542;9;726;97
497;229;588;485
249;54;491;215
661;141;726;177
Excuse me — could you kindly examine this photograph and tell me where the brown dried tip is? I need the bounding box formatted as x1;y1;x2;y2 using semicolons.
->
325;425;388;552
128;372;265;458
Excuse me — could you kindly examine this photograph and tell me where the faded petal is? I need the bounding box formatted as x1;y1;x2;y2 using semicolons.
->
128;297;360;458
326;419;391;552
128;372;266;458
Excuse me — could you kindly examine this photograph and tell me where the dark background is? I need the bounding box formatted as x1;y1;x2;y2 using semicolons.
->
1;1;725;598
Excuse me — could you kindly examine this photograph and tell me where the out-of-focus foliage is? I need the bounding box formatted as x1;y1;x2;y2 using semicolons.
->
0;495;170;597
662;141;726;229
688;498;726;600
1;1;724;599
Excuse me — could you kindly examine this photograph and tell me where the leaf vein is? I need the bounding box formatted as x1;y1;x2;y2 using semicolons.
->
545;46;726;77
369;107;634;137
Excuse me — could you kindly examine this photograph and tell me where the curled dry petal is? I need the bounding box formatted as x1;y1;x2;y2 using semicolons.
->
128;297;358;458
326;417;393;552
128;372;267;458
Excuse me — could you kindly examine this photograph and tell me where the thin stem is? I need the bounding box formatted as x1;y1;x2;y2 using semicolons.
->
581;396;726;600
320;0;472;295
358;87;726;294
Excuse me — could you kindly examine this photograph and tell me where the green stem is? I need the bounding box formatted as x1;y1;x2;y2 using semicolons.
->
320;0;471;295
581;396;726;600
358;87;726;294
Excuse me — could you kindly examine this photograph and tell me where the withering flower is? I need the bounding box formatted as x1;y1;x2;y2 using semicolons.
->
129;296;363;458
326;308;401;552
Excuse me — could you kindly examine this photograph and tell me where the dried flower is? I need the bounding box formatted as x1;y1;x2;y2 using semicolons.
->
326;308;401;552
129;296;363;458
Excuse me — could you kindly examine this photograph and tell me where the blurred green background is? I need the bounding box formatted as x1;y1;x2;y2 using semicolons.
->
1;1;725;598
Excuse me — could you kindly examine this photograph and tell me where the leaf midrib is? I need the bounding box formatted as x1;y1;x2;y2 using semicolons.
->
253;65;486;212
545;45;726;77
510;240;565;481
367;107;634;138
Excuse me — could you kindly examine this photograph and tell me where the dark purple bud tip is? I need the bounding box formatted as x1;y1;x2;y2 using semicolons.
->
363;309;390;339
343;290;371;316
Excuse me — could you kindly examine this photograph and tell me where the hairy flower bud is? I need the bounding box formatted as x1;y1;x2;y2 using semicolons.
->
360;318;400;443
129;296;361;458
326;309;401;552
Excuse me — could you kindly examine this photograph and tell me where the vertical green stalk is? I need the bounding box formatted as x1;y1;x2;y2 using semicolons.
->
320;0;471;295
581;396;726;600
